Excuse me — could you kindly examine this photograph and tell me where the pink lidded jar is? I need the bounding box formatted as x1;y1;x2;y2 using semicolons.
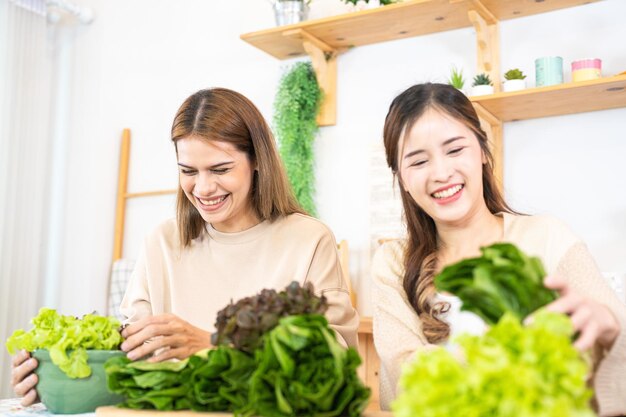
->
571;58;602;82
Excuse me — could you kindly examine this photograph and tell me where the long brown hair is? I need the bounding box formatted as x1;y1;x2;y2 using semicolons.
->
171;88;304;246
382;83;514;343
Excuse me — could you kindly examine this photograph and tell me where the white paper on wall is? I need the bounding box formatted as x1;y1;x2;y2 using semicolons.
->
369;142;406;254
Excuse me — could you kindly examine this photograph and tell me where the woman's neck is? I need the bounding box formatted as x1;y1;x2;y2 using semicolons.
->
435;205;503;269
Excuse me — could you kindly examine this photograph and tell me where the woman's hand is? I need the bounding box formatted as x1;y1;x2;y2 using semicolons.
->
120;314;212;362
11;350;39;406
544;275;620;351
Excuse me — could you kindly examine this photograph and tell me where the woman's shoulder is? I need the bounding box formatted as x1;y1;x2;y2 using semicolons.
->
503;212;583;273
150;218;178;236
272;213;336;239
376;239;406;260
372;239;407;285
143;218;181;248
504;212;580;242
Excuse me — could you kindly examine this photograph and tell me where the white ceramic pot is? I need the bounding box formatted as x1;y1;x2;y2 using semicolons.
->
471;85;494;96
503;79;526;92
354;0;368;11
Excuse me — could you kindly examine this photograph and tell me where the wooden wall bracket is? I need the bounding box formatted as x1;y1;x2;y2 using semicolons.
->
282;28;340;126
473;102;504;188
467;0;500;92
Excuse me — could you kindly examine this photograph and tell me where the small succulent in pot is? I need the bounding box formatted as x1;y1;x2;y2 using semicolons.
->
504;68;526;80
448;66;465;91
471;73;494;96
503;68;527;92
472;73;493;86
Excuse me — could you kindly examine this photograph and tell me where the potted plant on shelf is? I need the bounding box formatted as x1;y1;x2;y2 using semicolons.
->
341;0;397;12
503;68;527;92
448;66;465;93
471;73;494;96
270;0;311;26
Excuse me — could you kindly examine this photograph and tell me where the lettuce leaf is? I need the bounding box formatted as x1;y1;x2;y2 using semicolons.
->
435;243;558;324
104;346;255;412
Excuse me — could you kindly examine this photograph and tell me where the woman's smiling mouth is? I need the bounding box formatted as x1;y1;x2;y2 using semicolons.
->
432;184;464;199
196;194;229;210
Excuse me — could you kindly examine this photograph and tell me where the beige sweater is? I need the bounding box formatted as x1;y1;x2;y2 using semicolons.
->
120;213;359;348
372;213;626;416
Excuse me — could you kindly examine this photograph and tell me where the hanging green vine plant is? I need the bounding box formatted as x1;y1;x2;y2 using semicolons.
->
273;61;322;216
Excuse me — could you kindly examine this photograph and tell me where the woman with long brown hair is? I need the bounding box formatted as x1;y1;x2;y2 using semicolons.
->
372;83;625;415
11;88;358;405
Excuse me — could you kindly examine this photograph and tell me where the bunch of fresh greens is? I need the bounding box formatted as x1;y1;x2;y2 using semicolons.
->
212;281;328;353
5;307;122;378
107;315;369;417
106;282;370;416
243;314;370;417
105;347;255;411
435;243;557;324
393;310;594;417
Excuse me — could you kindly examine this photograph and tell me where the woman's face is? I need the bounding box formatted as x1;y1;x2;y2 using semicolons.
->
398;108;486;227
177;136;258;232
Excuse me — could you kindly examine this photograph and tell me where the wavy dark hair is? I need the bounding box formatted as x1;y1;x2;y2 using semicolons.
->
171;88;304;247
382;83;515;343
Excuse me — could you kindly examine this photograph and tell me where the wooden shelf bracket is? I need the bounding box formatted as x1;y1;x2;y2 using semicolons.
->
282;28;339;126
473;102;503;188
467;1;500;92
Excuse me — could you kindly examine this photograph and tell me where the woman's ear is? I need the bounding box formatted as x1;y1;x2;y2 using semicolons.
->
481;149;488;165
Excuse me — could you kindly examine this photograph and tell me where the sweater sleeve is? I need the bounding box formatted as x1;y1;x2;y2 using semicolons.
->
555;242;626;417
304;226;359;349
119;242;153;325
371;241;436;410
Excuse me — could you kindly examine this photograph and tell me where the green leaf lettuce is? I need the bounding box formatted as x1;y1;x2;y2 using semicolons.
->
5;307;122;378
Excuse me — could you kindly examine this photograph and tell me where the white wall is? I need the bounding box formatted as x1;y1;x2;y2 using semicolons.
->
53;0;626;317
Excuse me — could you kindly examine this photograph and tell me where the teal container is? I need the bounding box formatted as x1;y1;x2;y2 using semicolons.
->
535;56;563;87
33;349;125;414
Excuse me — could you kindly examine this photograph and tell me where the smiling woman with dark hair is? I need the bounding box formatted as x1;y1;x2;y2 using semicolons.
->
10;88;358;406
372;82;626;416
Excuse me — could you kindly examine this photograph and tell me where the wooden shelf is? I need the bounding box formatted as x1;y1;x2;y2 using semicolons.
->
471;74;626;122
241;0;600;60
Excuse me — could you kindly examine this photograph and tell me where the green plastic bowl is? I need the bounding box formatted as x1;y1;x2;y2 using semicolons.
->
33;349;125;414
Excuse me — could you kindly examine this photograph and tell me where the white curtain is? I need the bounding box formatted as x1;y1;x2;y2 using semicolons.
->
0;0;52;399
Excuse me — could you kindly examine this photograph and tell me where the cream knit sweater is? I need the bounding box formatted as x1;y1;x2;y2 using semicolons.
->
120;213;359;348
372;213;626;416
